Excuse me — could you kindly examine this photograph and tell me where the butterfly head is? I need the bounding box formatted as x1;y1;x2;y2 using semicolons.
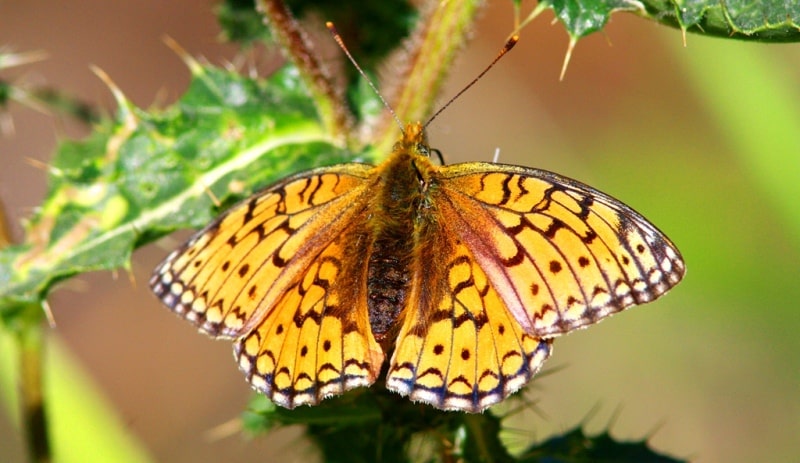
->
398;122;432;159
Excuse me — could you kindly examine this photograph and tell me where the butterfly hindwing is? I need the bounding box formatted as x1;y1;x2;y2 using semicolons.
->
386;214;553;412
437;163;685;338
151;164;385;407
234;210;385;407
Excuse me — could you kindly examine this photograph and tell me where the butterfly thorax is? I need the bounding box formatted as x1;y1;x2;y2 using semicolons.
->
366;123;438;346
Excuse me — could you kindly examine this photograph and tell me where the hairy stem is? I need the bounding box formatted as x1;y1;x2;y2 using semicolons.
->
19;324;50;463
373;0;484;155
255;0;352;146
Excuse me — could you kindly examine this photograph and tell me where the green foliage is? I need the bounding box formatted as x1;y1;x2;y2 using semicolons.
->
0;62;348;316
216;0;274;44
543;0;644;38
520;427;684;462
519;0;800;41
243;390;683;463
640;0;800;42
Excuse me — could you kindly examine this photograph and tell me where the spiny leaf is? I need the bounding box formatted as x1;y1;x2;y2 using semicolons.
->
545;0;644;39
242;387;512;463
513;0;800;43
531;0;800;42
640;0;800;42
0;61;357;316
519;426;685;463
242;388;688;463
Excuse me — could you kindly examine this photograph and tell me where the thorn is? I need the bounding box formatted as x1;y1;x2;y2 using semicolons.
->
204;416;242;442
580;401;603;427
682;27;688;47
511;2;548;38
162;35;203;75
127;264;137;289
0;197;10;248
0;111;14;136
204;186;221;207
606;402;624;431
644;417;667;440
560;36;578;81
42;299;56;328
602;29;613;47
24;156;62;177
227;179;246;196
0;49;48;70
90;65;137;127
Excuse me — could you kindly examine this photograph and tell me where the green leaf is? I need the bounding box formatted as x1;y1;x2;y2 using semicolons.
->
520;426;685;462
0;62;354;317
242;387;513;463
242;387;688;462
534;0;800;42
544;0;644;39
639;0;800;42
0;330;153;463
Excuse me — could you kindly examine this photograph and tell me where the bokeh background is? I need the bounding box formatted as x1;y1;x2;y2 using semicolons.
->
1;1;799;462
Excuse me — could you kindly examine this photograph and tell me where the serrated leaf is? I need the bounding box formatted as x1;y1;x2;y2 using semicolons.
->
242;387;688;463
241;387;511;463
536;0;800;42
0;62;357;315
544;0;645;39
641;0;800;42
519;426;686;463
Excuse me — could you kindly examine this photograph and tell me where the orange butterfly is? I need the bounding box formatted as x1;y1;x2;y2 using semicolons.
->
150;120;684;412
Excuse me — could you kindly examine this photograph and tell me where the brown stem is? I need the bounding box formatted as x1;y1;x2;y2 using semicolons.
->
255;0;351;145
0;199;51;463
19;326;50;463
372;0;484;155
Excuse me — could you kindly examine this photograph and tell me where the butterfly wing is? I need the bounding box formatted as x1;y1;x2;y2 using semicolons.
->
386;229;553;411
150;164;385;408
384;191;554;411
436;162;685;337
386;162;684;411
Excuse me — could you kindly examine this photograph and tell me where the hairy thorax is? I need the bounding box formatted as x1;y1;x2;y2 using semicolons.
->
366;143;436;346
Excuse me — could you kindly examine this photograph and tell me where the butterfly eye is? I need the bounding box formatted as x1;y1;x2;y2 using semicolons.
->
416;144;430;157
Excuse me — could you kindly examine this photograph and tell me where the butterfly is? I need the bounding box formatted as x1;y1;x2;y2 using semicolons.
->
150;120;685;412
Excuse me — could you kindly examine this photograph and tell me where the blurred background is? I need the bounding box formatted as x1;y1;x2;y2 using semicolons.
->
1;1;799;462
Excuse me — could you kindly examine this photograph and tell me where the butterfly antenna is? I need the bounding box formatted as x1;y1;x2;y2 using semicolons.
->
326;22;404;132
424;35;519;129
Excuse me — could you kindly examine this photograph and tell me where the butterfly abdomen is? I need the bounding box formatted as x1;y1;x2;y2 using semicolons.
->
365;147;432;344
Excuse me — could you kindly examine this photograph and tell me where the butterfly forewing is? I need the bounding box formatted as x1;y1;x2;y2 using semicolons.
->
150;164;385;406
437;163;685;337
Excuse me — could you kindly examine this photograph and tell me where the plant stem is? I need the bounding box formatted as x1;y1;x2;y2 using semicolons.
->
372;0;484;155
255;0;352;146
0;199;51;463
18;323;51;463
